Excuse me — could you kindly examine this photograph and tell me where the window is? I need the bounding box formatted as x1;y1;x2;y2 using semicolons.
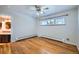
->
40;16;65;26
55;17;65;24
50;19;55;24
47;20;51;24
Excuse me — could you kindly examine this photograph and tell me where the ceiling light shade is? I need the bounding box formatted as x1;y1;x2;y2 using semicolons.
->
36;10;44;16
40;11;43;14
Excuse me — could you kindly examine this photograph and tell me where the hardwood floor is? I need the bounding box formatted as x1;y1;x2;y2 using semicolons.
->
0;37;79;54
0;43;11;54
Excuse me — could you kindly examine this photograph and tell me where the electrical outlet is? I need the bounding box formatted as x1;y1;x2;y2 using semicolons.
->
66;38;70;41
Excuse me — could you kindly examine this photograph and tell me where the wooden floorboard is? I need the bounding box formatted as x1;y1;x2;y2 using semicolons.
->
0;37;79;54
0;43;11;54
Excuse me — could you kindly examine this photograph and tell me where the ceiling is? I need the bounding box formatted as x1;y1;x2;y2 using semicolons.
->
0;5;78;18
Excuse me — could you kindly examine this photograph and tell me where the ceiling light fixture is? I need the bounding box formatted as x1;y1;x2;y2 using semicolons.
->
31;5;49;16
36;11;44;16
35;5;42;16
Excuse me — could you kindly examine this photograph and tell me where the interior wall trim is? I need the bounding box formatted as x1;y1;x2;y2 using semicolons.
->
15;36;37;42
39;36;77;47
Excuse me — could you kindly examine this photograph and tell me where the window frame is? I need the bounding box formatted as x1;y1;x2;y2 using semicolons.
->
40;16;66;26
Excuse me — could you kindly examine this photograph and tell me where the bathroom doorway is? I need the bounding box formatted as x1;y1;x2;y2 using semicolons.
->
0;16;11;43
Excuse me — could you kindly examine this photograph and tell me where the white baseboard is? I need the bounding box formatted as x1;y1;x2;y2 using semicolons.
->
38;35;64;42
38;35;76;46
11;34;37;42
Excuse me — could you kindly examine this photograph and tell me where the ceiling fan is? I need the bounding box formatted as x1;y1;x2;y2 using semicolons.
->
30;5;49;16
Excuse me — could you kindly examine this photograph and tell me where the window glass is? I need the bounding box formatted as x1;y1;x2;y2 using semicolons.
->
40;16;66;26
55;17;65;24
50;19;54;24
47;20;50;24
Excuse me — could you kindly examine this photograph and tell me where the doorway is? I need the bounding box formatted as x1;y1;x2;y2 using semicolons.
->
0;16;11;43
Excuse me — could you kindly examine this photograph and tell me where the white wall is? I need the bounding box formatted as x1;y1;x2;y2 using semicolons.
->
37;8;78;45
0;6;37;42
11;14;37;42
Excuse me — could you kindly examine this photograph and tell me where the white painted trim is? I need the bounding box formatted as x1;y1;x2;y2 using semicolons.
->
11;34;37;42
11;39;16;42
38;35;77;45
